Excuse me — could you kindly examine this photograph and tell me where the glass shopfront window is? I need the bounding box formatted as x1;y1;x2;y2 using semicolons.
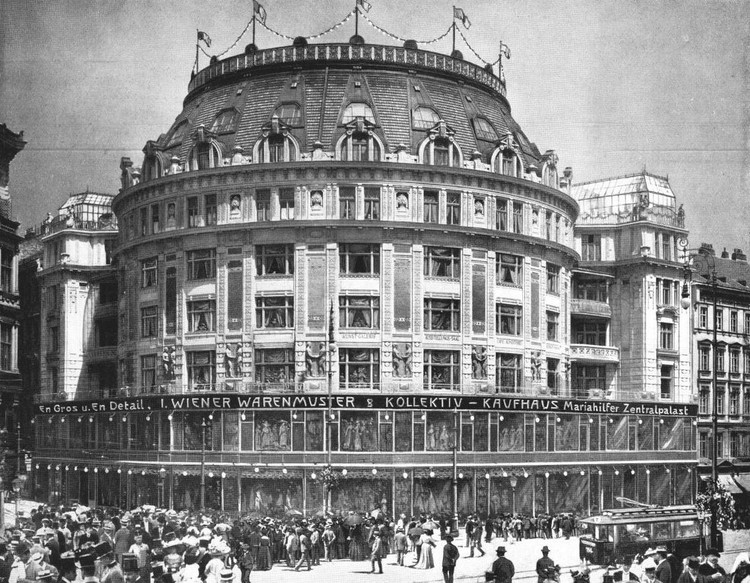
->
340;411;378;451
497;413;525;451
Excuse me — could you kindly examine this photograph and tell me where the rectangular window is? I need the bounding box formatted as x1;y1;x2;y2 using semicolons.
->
165;267;177;335
512;202;523;233
186;249;216;280
50;367;59;394
730;310;738;333
47;285;58;311
574;281;608;302
446;193;460;225
573;321;607;345
187;196;200;227
339;348;380;389
497;303;522;335
717;433;724;458
141;257;158;287
730;349;741;374
364;188;380;220
254;348;294;385
340;296;380;329
256;189;271;222
660;364;673;399
661;233;671;260
716;308;723;331
255;296;294;328
204;194;217;226
717;388;725;415
140;207;148;236
573;365;606;396
717;348;725;373
699;306;708;328
186;351;215;391
497;353;523;392
424;298;460;331
496;199;508;231
151;203;160;233
547;358;559;394
96;317;117;347
744;389;750;416
699;346;711;371
545;212;553;240
699;386;710;415
256;244;294;276
581;234;601;261
424;247;460;278
339;187;356;219
731;433;741;458
0;323;11;371
546;311;559;341
497;254;523;286
423;191;439;223
546;264;560;294
423;350;460;390
279;188;295;220
745;312;750;334
699;433;709;459
141;305;158;338
49;326;59;353
141;355;157;392
187;299;216;332
340;244;379;275
730;388;740;416
659;322;674;350
0;250;12;292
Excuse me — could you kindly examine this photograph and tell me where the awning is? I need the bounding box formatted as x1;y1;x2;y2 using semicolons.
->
732;473;750;493
717;474;743;495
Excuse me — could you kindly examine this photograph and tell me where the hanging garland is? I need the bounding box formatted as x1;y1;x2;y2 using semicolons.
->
361;13;452;45
457;28;500;67
258;11;355;42
216;19;254;58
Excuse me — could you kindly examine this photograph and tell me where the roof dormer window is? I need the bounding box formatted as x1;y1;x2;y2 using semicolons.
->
342;103;375;124
412;107;440;130
274;103;302;126
473;117;498;142
210;109;239;134
166;121;188;148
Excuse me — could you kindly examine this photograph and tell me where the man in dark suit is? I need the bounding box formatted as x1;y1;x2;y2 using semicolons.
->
612;557;639;582
490;546;514;583
441;535;460;583
654;547;672;583
57;552;77;583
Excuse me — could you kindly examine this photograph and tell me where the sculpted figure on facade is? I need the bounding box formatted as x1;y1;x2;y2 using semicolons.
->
531;351;542;381
471;346;487;379
305;342;326;378
224;343;242;378
162;346;176;379
396;191;409;210
391;343;412;377
229;194;242;219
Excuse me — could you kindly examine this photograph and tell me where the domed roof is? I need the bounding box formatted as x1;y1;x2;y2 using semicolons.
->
148;42;544;168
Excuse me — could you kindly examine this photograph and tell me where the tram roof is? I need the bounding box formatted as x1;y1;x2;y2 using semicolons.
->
581;505;698;526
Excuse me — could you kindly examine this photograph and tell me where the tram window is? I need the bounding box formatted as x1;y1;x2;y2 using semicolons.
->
619;524;650;542
594;526;613;542
676;520;699;538
652;522;673;540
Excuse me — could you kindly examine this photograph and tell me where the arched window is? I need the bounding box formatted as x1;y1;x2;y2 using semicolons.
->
255;133;298;163
166;121;188;148
274;103;302;126
412;107;440;130
492;148;523;177
210;109;239;134
473;117;498;142
342;103;375;124
142;154;164;181
188;140;222;171
420;136;462;167
337;131;383;162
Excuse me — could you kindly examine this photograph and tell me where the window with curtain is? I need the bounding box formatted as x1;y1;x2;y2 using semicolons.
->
497;353;522;392
255;296;293;328
364;188;380;220
141;258;158;287
339;348;380;389
187;300;215;332
424;298;460;331
512;202;523;233
497;304;522;335
141;355;157;392
186;249;216;280
424;247;460;278
339;186;356;219
546;264;560;293
340;296;380;328
254;348;295;385
186;351;215;391
255;244;294;275
446;193;460;225
339;244;379;275
496;199;508;230
141;306;158;338
497;254;522;285
423;191;439;223
423;350;460;390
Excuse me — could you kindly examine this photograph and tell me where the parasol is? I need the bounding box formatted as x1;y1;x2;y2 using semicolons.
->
344;513;363;526
408;526;424;537
285;509;304;517
422;520;439;530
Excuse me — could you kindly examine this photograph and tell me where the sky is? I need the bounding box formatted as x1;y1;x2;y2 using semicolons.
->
1;0;748;251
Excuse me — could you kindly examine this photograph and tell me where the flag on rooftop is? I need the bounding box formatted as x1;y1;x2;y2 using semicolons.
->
454;7;471;29
253;1;267;24
197;31;211;47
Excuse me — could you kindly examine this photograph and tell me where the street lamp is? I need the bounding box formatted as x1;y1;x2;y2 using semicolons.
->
325;300;336;515
509;475;518;514
12;476;25;525
680;239;719;549
200;418;207;510
451;410;459;537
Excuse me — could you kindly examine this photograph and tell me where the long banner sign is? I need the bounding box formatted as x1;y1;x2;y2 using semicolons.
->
36;394;697;417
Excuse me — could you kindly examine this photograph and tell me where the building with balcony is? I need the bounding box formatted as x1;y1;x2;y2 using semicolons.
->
31;37;696;517
686;245;750;503
0;124;25;451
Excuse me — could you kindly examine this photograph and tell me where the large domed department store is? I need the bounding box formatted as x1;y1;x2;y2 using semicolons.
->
31;21;696;517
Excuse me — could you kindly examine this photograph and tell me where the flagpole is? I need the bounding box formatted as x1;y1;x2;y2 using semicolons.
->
355;4;360;37
252;15;256;47
195;29;199;74
452;6;456;54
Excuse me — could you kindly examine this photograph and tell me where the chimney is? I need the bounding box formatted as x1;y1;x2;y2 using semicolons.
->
733;248;747;261
698;243;715;256
721;247;730;259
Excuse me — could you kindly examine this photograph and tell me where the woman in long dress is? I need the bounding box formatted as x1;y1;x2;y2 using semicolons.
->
255;529;272;571
414;529;436;569
348;523;369;561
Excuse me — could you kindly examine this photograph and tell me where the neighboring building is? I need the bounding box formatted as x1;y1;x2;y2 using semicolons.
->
0;124;25;460
31;37;697;516
686;244;750;508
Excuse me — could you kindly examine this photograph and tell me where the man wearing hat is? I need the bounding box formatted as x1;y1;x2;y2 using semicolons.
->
35;567;55;582
642;563;658;583
612;557;639;582
0;542;13;583
113;520;132;564
653;547;672;583
676;558;701;583
58;551;77;583
322;522;336;562
536;546;557;583
489;546;514;583
698;549;726;583
95;542;123;583
441;535;459;583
